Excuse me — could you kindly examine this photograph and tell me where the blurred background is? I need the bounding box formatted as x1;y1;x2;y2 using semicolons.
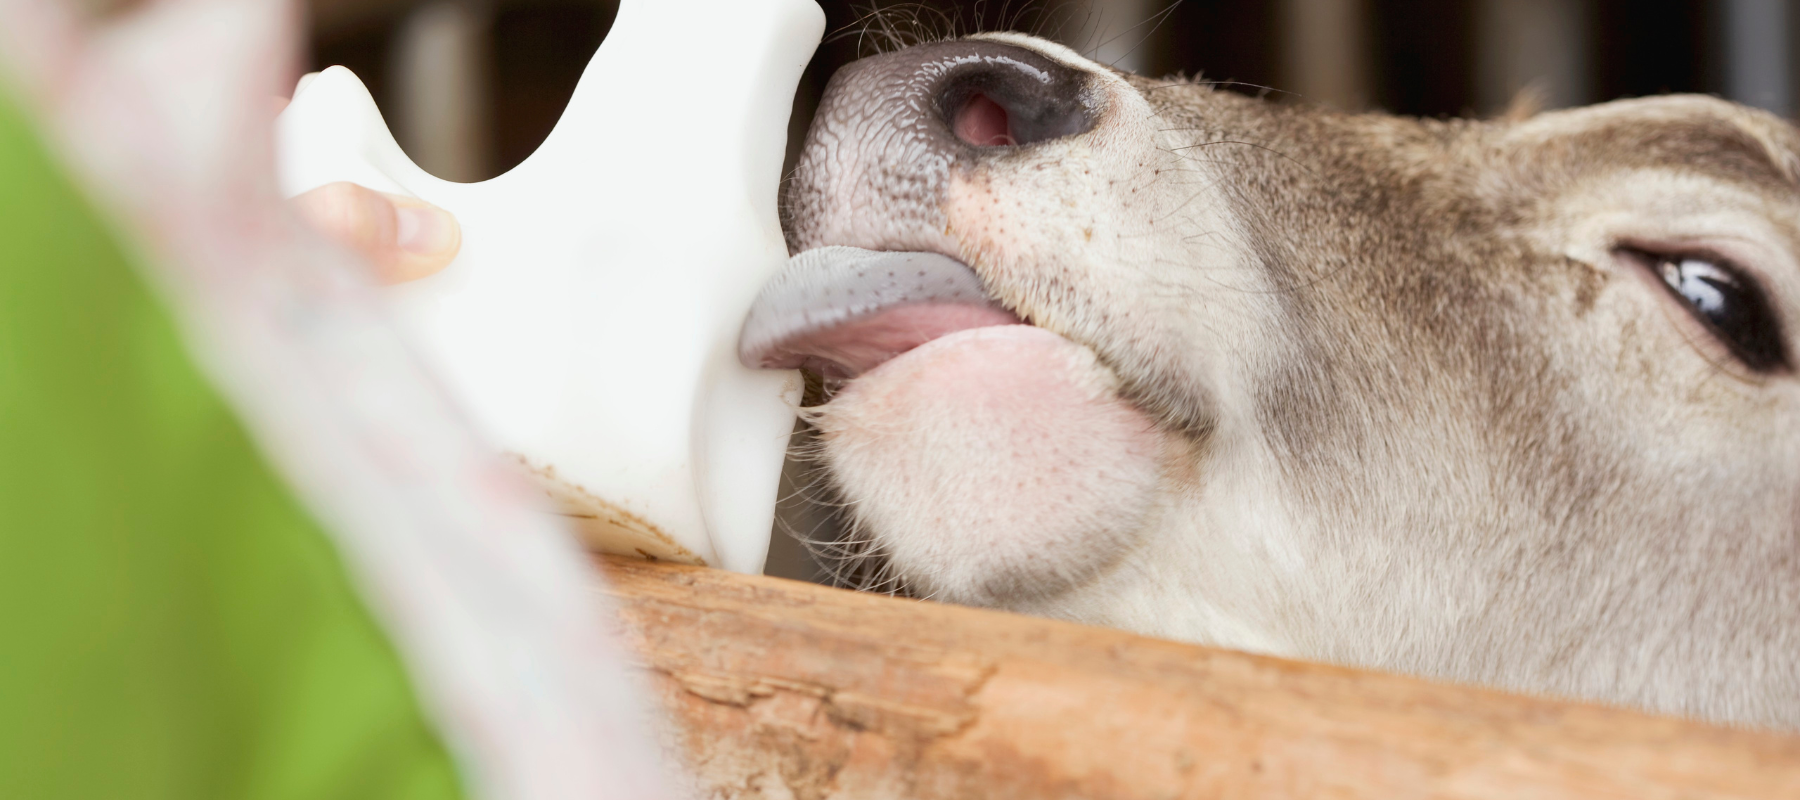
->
304;0;1800;184
301;0;1800;579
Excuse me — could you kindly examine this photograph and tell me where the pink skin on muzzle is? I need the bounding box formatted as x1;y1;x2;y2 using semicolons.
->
814;324;1166;604
742;247;1168;602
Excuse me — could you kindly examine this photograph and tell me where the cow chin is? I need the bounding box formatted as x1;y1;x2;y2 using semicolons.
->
810;324;1169;606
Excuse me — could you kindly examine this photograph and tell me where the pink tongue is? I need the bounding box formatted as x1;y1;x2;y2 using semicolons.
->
740;248;1026;379
767;304;1023;379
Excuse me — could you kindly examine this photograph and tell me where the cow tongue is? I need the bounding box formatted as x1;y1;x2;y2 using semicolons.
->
738;247;1024;379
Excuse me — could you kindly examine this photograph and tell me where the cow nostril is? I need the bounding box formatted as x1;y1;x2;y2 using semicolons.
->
933;45;1098;149
953;93;1017;147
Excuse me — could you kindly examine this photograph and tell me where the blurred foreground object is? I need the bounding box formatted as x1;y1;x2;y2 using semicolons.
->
603;556;1800;800
0;84;463;800
0;0;674;796
278;0;822;575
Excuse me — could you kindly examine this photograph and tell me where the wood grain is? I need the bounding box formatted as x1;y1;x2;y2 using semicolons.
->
598;555;1800;800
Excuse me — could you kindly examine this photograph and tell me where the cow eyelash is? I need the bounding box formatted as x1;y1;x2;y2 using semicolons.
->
1620;247;1789;373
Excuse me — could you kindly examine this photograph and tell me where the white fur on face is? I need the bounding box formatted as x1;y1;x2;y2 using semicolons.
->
814;325;1166;606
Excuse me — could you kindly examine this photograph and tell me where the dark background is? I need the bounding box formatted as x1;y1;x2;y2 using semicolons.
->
306;0;1793;181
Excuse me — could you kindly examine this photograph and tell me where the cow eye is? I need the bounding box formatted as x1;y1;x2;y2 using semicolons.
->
1646;253;1788;372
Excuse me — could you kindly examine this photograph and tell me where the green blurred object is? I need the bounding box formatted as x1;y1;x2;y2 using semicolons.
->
0;90;466;800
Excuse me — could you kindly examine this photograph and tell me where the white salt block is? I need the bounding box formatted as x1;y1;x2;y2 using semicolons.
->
276;0;823;573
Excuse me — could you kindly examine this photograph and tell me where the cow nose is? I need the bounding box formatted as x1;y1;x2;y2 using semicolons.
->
834;39;1102;151
783;38;1106;253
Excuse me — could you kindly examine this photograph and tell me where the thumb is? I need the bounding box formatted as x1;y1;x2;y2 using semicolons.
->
291;181;462;284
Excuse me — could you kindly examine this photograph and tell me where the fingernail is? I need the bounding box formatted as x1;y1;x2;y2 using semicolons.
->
397;206;456;255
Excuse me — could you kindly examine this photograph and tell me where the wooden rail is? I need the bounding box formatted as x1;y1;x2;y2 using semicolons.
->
598;555;1800;800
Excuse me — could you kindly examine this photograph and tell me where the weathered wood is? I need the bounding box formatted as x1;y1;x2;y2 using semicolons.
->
597;555;1800;800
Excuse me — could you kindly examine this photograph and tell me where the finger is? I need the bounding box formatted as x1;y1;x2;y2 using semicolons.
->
291;181;462;284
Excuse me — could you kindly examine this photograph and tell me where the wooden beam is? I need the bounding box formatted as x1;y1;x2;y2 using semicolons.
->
1474;0;1593;115
307;0;614;38
308;0;420;38
1278;0;1372;111
1077;0;1164;78
598;555;1800;799
1721;0;1794;116
391;1;493;183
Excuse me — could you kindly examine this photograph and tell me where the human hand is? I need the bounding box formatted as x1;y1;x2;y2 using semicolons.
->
290;181;462;284
277;85;461;284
